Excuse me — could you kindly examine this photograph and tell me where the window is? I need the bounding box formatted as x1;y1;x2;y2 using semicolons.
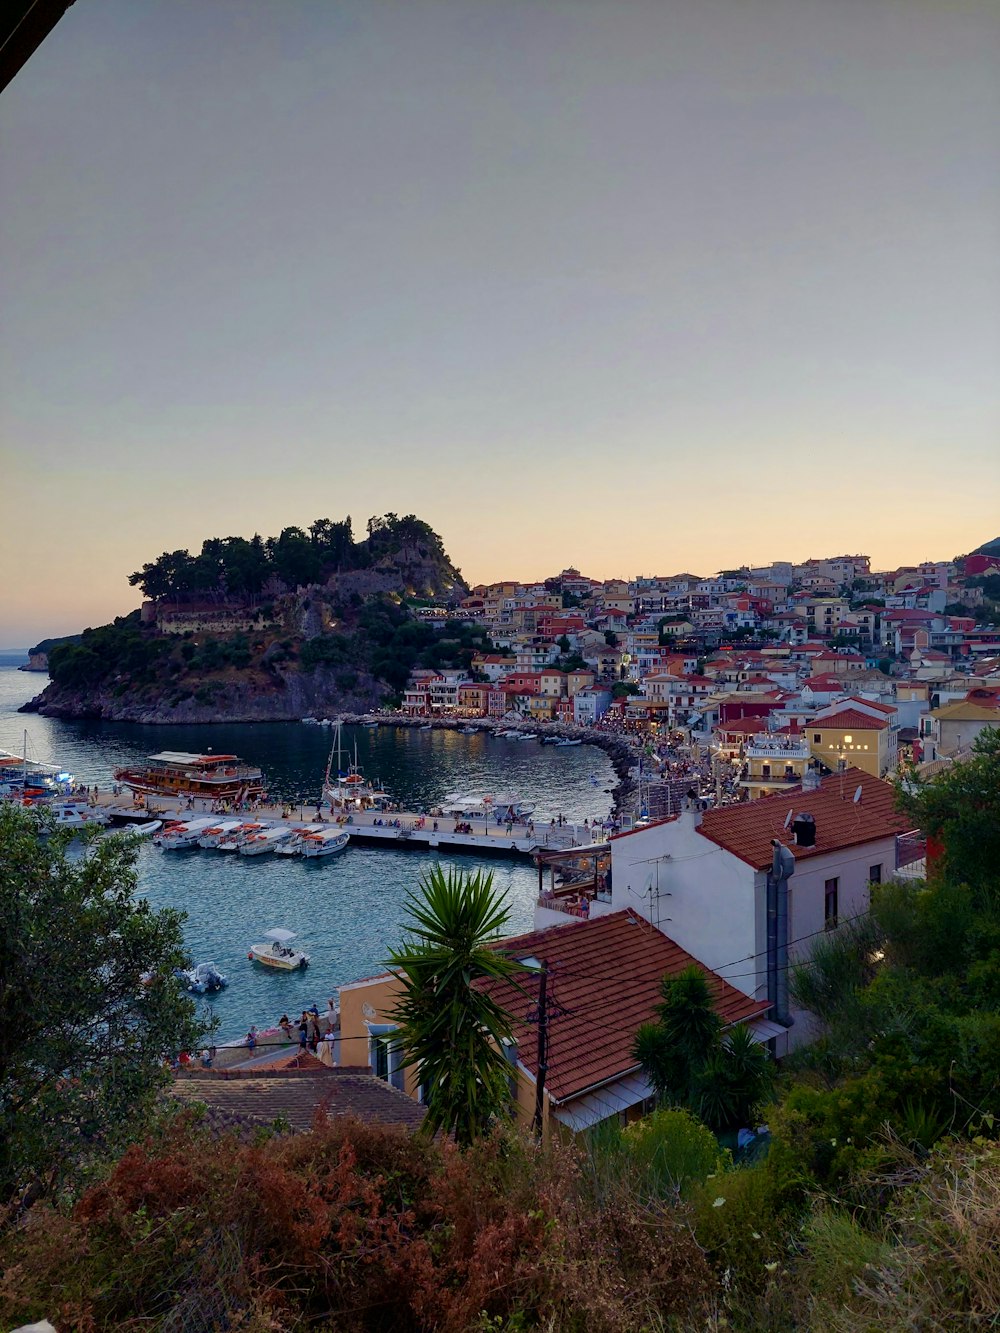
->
869;864;882;884
813;733;821;743
368;1024;405;1091
824;878;839;929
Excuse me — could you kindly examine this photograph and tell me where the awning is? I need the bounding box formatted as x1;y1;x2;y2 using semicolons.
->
550;1072;655;1133
749;1019;788;1044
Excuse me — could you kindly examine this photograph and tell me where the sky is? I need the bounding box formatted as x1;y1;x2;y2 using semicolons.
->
1;0;998;645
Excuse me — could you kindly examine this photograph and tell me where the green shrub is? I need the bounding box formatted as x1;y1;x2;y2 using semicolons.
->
620;1108;727;1201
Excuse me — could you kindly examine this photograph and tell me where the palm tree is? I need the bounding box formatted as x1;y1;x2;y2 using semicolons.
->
633;965;773;1133
387;866;521;1146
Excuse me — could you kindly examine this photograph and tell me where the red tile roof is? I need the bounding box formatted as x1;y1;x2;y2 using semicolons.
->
844;696;896;714
698;769;906;869
481;910;769;1104
812;708;889;731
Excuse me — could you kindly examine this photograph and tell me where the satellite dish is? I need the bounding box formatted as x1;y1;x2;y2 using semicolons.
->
361;1002;376;1020
783;809;793;829
853;785;863;804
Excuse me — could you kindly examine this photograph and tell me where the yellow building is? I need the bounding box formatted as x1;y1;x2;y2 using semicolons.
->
808;707;894;777
740;732;813;798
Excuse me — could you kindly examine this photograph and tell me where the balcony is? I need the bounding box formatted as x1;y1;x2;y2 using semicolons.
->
744;737;810;760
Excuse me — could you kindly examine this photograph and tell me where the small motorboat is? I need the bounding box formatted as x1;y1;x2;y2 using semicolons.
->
155;818;218;849
217;822;266;852
248;927;309;971
239;825;294;857
197;819;243;848
122;819;162;838
302;717;319;725
37;802;110;831
274;824;326;855
179;961;228;994
300;828;350;858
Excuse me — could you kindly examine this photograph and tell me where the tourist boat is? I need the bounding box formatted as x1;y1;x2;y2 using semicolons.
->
274;824;326;855
216;821;266;852
300;828;350;858
197;819;244;848
113;751;266;802
154;817;218;848
248;927;309;971
179;961;228;994
239;825;295;857
490;792;535;818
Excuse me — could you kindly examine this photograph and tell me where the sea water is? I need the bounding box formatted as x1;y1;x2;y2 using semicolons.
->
0;653;614;1039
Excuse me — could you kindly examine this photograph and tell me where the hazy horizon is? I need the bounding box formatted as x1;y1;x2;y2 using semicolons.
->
2;0;998;643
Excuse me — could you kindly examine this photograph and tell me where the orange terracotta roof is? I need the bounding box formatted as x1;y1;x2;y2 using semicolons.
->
844;696;896;713
480;910;768;1104
698;769;906;870
813;708;889;731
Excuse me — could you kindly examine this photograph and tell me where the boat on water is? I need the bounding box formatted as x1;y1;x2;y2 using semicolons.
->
554;738;583;747
154;817;218;848
300;828;350;858
248;927;309;971
35;801;109;831
113;751;266;803
179;961;228;994
322;723;392;813
216;821;267;852
274;824;326;856
239;826;294;857
196;820;244;848
121;819;162;839
0;730;74;803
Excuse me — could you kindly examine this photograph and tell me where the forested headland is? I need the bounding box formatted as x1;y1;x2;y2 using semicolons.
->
21;514;485;723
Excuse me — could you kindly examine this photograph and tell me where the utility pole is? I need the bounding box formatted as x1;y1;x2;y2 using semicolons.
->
532;960;549;1136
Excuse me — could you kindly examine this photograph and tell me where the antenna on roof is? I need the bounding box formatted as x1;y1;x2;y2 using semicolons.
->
783;809;793;829
853;785;863;804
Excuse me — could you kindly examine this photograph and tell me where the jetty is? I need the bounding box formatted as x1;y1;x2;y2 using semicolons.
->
96;790;605;860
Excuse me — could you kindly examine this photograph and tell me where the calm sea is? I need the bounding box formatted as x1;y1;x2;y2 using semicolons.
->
0;652;613;1039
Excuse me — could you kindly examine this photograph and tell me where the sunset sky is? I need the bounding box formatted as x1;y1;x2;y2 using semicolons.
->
2;0;998;646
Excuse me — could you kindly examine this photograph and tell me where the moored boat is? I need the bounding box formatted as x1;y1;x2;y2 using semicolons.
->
197;819;244;848
300;828;350;858
113;751;266;803
274;824;326;855
154;817;218;848
216;821;267;852
239;826;294;857
179;961;228;994
248;927;309;971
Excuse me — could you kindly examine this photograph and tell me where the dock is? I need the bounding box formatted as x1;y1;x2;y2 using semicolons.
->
95;791;605;859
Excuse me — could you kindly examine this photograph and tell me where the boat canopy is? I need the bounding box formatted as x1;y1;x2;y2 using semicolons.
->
263;927;297;943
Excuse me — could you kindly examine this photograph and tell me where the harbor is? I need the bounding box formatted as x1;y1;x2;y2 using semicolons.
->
0;658;615;1038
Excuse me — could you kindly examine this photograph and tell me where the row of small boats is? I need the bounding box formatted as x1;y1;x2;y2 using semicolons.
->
153;817;349;858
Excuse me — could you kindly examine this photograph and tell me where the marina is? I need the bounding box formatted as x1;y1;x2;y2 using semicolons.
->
0;655;613;1039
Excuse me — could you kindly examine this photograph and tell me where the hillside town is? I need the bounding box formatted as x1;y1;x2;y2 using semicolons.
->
400;549;1000;792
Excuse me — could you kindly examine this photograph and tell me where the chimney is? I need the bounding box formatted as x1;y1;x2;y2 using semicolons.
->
791;812;816;847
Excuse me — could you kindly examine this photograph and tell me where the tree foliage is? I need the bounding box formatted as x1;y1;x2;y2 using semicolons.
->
0;806;206;1205
633;966;774;1132
127;513;458;602
387;868;523;1147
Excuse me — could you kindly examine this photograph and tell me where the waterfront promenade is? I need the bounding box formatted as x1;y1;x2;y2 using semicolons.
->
94;788;604;859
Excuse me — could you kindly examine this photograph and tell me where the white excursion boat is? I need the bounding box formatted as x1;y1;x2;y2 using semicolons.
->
239;825;295;857
197;820;244;848
248;927;309;971
274;824;326;856
300;828;350;858
154;817;218;849
217;821;267;852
